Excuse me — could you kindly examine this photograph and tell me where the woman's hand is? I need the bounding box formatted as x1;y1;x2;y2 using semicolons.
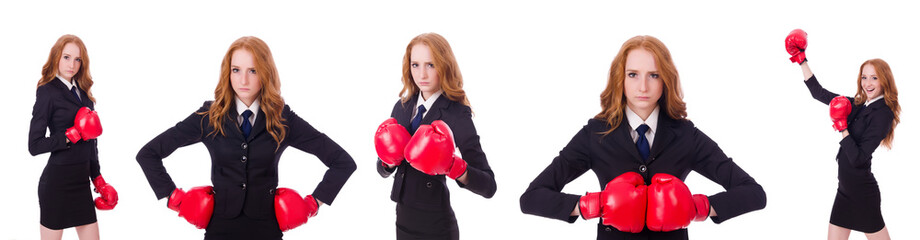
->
841;129;850;139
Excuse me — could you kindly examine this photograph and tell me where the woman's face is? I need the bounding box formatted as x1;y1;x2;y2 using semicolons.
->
623;48;663;117
230;49;262;106
410;44;440;99
57;43;82;81
861;64;882;100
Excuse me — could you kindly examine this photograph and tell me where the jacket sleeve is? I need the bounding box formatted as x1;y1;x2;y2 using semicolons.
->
136;103;208;199
804;75;841;105
520;125;592;223
28;87;69;156
285;108;356;206
691;128;767;223
840;108;893;167
89;139;101;178
451;106;497;198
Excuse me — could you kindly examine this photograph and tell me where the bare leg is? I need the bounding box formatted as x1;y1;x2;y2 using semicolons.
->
40;224;63;240
866;226;890;240
828;223;851;240
74;222;100;240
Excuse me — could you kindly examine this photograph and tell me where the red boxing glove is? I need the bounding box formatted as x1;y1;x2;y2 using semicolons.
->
275;188;319;232
646;174;710;232
65;107;103;143
785;29;808;64
404;120;468;179
830;96;852;132
92;175;117;210
375;118;411;167
579;172;648;233
168;186;215;229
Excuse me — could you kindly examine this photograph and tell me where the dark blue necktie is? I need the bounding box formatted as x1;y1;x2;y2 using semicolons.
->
241;110;253;139
70;86;81;102
636;124;650;162
410;105;427;133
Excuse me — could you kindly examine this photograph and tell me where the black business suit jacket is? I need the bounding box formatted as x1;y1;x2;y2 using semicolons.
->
376;94;497;211
805;75;894;168
29;78;101;178
520;113;766;240
137;101;356;220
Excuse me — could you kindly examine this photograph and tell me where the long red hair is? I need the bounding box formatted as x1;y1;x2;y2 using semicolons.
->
38;34;96;103
202;36;286;149
596;35;686;135
854;58;899;149
399;33;470;108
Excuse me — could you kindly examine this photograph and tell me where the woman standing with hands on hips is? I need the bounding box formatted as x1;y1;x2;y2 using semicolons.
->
786;29;897;240
29;34;118;240
373;32;497;239
520;35;766;239
136;36;356;240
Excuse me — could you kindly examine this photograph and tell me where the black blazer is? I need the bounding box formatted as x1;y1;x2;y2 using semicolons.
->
805;75;894;168
376;94;496;211
137;101;356;219
520;114;766;239
29;78;101;178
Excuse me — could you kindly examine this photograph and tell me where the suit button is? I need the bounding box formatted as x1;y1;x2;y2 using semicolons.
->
639;165;647;173
400;173;405;178
649;157;655;161
241;143;248;150
241;156;247;163
605;227;612;232
426;182;433;188
269;189;275;195
241;183;247;189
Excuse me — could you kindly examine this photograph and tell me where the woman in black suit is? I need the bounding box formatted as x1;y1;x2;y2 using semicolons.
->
373;32;497;239
29;34;118;240
519;35;766;239
790;43;899;239
136;36;356;240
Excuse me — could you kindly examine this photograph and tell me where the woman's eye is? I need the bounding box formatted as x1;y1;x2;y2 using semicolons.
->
650;73;660;79
75;58;82;63
411;63;418;68
427;63;435;68
872;77;878;80
627;73;637;78
249;69;257;74
63;56;69;60
232;68;239;73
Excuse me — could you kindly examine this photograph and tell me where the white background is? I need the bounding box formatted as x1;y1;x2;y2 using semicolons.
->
2;1;918;239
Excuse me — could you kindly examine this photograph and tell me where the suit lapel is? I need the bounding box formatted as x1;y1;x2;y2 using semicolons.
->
647;114;675;164
223;103;245;140
248;109;267;142
612;120;644;163
51;78;83;106
399;95;418;131
421;94;448;125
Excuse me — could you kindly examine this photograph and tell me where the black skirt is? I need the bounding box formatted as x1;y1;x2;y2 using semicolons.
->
395;203;459;240
38;160;96;230
205;212;282;240
829;157;885;233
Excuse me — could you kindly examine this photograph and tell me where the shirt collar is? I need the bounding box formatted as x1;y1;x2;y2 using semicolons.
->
57;75;75;89
235;97;260;120
415;90;443;111
626;105;660;133
865;95;884;106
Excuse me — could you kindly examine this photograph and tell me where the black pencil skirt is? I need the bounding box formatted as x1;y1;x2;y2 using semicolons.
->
38;160;96;230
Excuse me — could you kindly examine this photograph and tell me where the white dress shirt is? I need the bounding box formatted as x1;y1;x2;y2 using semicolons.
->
625;105;660;147
864;95;884;106
57;75;79;99
235;97;260;126
413;90;443;120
